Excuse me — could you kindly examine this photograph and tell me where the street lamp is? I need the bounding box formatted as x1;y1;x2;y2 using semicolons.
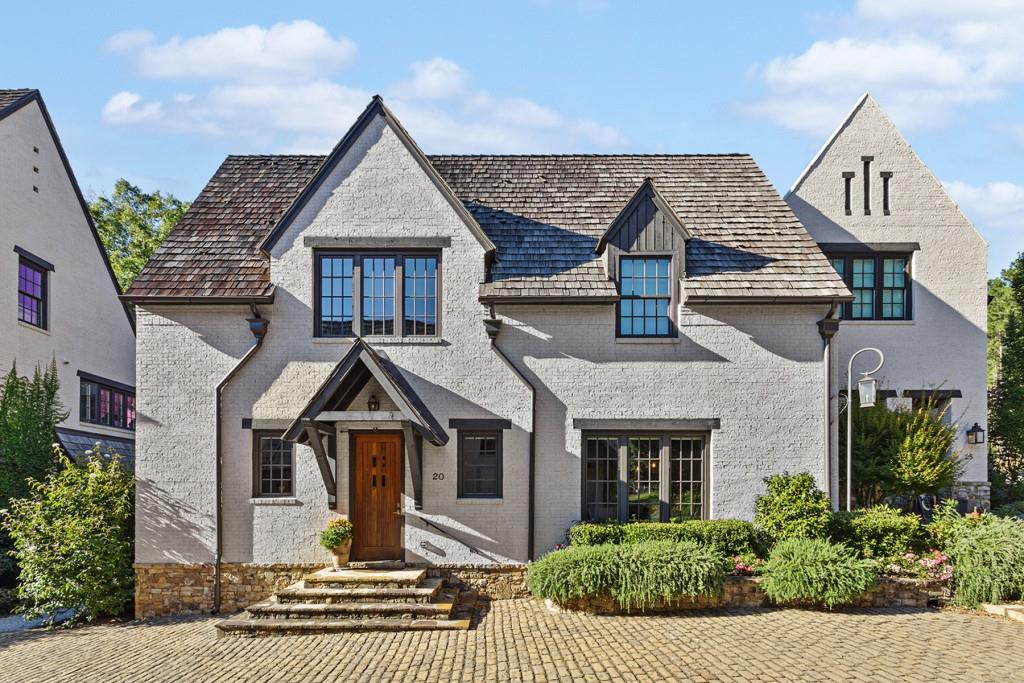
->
846;347;885;511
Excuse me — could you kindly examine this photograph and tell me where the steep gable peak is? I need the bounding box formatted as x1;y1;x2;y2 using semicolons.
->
596;178;691;255
258;95;495;259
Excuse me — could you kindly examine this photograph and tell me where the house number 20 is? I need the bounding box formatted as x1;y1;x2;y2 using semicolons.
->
432;472;445;480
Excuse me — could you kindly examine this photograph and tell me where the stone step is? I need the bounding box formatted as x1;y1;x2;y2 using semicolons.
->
276;577;444;604
346;560;406;570
216;616;471;638
303;567;426;589
246;594;458;621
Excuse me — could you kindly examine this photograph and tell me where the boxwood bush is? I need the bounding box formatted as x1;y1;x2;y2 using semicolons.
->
755;472;832;542
568;519;768;557
760;538;877;609
527;541;726;611
828;505;924;559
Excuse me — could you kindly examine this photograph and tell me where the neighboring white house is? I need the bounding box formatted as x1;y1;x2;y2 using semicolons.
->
786;94;989;509
0;89;136;461
124;95;987;617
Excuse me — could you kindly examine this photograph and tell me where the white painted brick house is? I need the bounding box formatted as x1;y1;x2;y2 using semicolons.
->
125;95;987;615
1;89;136;460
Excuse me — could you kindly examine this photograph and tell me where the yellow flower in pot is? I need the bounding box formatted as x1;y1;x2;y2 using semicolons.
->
320;518;354;570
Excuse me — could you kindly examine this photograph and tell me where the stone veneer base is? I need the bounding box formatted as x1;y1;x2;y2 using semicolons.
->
544;576;945;615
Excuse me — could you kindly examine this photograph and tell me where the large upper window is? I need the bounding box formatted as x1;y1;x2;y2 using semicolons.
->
828;253;911;321
618;257;672;337
80;378;135;430
316;253;438;338
253;432;294;497
17;258;47;329
583;434;706;522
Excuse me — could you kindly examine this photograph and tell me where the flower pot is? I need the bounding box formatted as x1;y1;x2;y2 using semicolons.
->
330;539;352;570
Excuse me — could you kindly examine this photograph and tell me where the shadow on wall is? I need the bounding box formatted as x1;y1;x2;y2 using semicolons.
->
136;478;214;563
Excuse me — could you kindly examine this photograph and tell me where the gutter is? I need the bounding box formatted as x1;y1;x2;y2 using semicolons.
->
483;313;537;561
213;308;268;613
817;302;842;511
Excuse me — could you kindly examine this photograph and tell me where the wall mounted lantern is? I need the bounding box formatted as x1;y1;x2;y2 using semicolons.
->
966;423;985;445
367;395;380;412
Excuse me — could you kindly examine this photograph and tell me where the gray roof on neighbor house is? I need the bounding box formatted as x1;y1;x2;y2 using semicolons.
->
0;89;36;117
55;427;135;470
125;153;850;303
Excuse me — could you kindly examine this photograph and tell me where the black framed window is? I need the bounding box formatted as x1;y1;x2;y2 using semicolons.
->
582;433;706;522
315;252;439;338
17;258;46;329
457;431;502;499
253;432;294;497
618;257;671;337
828;253;911;321
80;379;135;430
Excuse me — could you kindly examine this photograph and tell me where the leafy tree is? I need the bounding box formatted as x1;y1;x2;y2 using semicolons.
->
991;308;1024;507
0;360;66;509
89;179;189;291
841;403;902;507
2;445;134;622
989;275;1016;385
891;402;964;500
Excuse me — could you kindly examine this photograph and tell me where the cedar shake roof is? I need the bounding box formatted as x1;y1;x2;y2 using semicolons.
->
0;89;36;116
126;152;850;303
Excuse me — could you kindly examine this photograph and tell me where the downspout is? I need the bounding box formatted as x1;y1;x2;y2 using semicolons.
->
213;307;268;614
483;309;537;561
817;302;841;511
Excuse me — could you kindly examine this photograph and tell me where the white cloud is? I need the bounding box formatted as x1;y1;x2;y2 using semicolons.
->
107;20;356;82
102;23;627;153
389;58;469;101
743;4;1024;136
944;180;1024;231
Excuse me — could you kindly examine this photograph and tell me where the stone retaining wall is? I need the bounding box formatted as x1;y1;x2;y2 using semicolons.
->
544;576;944;614
426;565;530;600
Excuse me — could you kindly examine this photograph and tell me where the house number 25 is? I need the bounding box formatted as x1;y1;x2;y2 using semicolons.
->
432;472;445;480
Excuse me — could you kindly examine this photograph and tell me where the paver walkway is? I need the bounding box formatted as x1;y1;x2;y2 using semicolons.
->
1;599;1022;682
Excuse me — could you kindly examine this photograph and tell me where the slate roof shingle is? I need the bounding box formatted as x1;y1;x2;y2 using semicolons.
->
0;89;36;116
125;153;850;302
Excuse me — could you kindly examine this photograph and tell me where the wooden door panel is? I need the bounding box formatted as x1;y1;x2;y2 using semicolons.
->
352;434;403;561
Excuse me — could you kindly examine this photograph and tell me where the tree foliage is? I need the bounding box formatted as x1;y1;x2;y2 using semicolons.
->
891;403;964;498
991;253;1024;508
1;446;134;623
89;179;189;291
0;360;66;509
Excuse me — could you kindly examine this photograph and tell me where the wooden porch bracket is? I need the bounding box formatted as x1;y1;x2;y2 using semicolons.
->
303;420;336;497
402;422;424;510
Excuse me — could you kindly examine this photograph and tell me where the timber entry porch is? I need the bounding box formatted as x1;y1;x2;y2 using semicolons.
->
216;566;473;637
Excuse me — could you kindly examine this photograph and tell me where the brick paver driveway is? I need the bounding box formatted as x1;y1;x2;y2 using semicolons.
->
1;600;1022;682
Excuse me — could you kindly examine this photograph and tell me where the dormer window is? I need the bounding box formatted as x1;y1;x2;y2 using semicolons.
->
618;257;671;337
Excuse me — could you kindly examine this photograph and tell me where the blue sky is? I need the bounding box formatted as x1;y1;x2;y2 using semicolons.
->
5;0;1024;275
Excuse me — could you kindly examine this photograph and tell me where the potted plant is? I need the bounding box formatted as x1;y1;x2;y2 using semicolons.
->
320;518;354;570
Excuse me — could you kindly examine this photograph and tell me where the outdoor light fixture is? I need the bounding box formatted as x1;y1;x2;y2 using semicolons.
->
846;347;885;512
857;376;878;408
966;422;985;445
367;395;380;412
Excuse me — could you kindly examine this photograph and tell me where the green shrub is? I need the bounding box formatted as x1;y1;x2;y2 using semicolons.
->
755;472;832;541
527;541;726;611
760;538;877;609
319;517;354;550
927;499;980;549
569;520;768;557
828;506;924;558
944;514;1024;607
993;501;1024;519
1;446;134;623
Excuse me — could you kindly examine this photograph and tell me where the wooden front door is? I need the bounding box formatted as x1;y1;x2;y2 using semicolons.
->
351;433;403;561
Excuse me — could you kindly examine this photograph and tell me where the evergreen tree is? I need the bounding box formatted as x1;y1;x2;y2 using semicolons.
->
990;309;1024;506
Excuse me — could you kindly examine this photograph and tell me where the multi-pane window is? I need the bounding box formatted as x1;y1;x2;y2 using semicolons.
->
457;431;502;498
253;432;294;497
618;257;671;337
315;253;439;338
17;258;46;329
828;253;911;321
582;434;707;522
80;379;136;430
319;256;354;336
404;257;438;336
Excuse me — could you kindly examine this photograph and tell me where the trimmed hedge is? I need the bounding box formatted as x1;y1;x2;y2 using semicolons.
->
760;538;877;609
568;520;769;557
828;505;924;559
527;540;726;611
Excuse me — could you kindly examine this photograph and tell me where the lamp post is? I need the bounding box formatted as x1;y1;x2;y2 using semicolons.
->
846;347;885;512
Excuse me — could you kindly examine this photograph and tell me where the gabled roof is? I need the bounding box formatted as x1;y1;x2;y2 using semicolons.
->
786;93;872;198
282;338;448;446
258;96;495;259
595;178;691;255
0;89;135;329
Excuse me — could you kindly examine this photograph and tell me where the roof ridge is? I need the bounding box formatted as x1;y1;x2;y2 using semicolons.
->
427;153;753;158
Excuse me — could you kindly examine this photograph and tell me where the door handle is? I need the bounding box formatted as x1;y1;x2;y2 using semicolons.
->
394;505;404;516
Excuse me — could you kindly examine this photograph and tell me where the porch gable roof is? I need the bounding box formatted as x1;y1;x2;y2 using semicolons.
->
282;339;448;446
